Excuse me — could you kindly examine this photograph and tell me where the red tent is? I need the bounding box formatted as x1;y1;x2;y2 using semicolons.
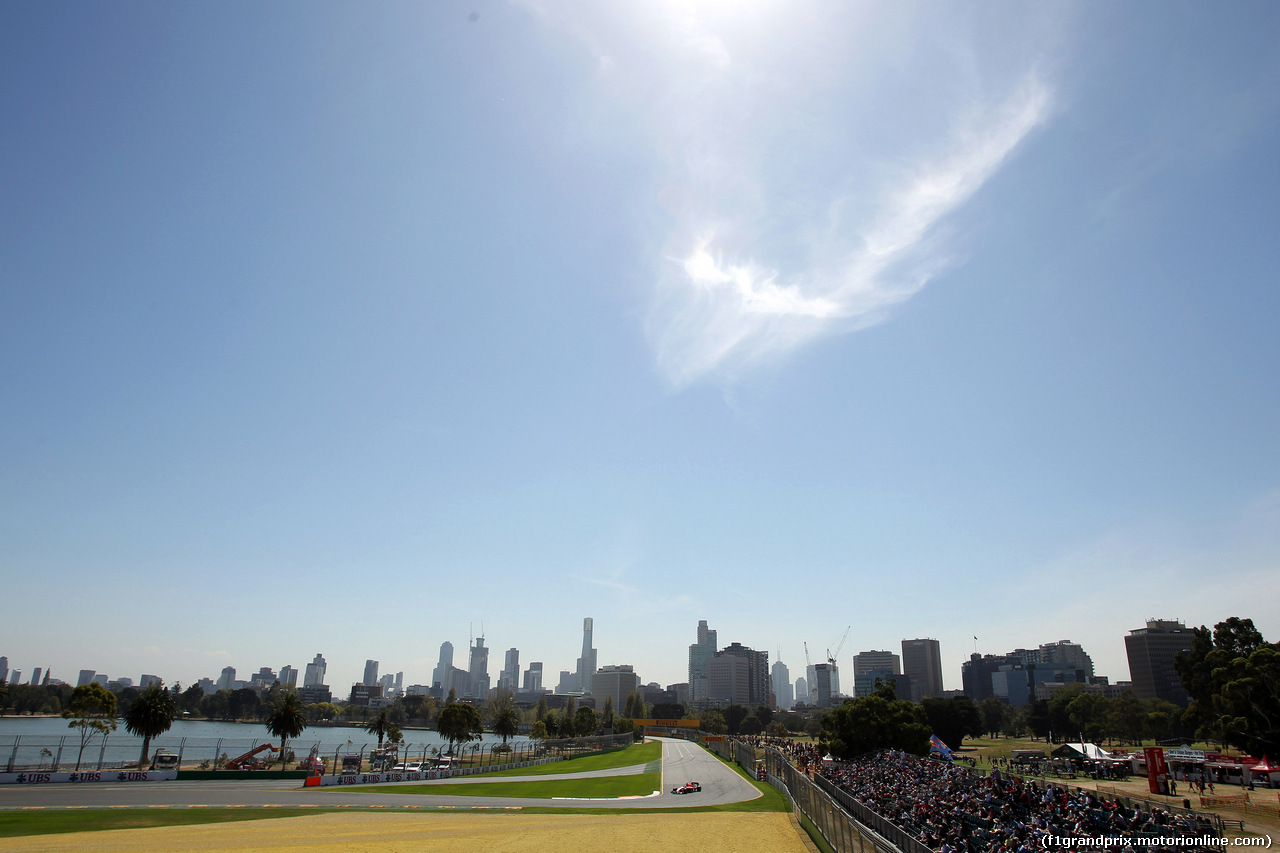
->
1249;756;1279;773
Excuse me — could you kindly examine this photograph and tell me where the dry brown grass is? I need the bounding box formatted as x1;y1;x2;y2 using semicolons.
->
2;811;815;853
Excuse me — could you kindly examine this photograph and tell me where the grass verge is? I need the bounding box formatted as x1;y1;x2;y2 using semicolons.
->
0;809;333;839
344;771;661;799
474;741;661;777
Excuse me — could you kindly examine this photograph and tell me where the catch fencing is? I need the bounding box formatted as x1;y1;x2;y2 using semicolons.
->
2;730;635;774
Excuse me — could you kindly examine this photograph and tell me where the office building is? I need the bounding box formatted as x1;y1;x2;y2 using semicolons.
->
771;660;793;709
431;642;453;690
1125;619;1194;706
576;618;597;697
140;674;161;688
812;663;836;708
279;665;298;687
592;664;640;712
853;650;901;676
687;620;718;704
469;636;490;697
500;648;520;691
902;638;943;701
718;642;770;706
522;662;543;692
363;660;379;687
795;676;808;705
303;654;326;688
77;669;96;687
217;666;236;691
29;668;42;686
707;654;751;705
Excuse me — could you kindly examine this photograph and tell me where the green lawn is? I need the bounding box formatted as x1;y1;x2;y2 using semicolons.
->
474;741;661;777
346;771;661;799
0;809;331;839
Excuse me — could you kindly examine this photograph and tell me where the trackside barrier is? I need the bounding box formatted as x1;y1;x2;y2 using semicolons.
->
760;747;911;853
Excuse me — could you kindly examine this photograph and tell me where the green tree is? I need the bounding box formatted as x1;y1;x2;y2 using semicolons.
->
365;708;392;747
1176;617;1279;755
1108;691;1147;744
699;708;727;734
265;690;308;770
402;694;438;723
228;687;261;721
542;710;560;737
724;704;749;735
979;696;1005;738
488;689;520;745
123;681;177;768
530;720;548;739
200;689;231;720
922;696;982;750
437;703;484;757
601;695;615;731
821;681;930;758
178;683;204;715
534;694;549;721
1026;698;1050;739
740;715;763;735
63;682;118;771
574;705;598;737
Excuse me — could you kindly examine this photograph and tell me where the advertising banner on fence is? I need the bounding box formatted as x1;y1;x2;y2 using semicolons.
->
319;769;449;786
1;770;178;784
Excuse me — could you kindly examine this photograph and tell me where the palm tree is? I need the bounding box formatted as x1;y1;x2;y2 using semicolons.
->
365;708;392;748
123;682;178;769
487;689;520;747
265;690;308;770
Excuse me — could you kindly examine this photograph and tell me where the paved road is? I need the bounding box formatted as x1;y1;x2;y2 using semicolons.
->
0;737;761;811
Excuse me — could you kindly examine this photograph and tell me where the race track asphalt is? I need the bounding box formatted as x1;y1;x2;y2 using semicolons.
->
0;737;762;812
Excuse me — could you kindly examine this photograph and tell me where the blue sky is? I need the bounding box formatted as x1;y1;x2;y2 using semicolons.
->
3;2;1278;696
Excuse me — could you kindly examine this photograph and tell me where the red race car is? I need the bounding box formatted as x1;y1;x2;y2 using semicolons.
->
671;781;702;794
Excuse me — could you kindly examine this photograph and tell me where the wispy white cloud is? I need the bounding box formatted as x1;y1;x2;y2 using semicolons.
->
648;76;1051;387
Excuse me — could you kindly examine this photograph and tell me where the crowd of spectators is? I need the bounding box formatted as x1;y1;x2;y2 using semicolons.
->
820;751;1218;853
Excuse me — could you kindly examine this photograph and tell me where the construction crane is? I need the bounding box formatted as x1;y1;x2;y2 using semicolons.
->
827;625;851;668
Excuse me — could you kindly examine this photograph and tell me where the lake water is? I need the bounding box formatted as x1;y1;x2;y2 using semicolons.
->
0;716;519;771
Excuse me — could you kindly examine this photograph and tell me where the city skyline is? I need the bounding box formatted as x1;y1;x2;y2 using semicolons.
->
3;5;1278;699
0;614;1253;702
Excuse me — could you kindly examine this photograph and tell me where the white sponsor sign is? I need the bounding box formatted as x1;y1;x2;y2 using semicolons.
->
1165;748;1206;762
319;769;448;786
1;770;178;784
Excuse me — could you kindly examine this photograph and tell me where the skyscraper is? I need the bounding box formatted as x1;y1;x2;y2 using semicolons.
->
279;665;298;687
500;648;520;691
469;636;490;697
718;642;770;706
217;666;236;691
432;642;453;690
304;654;327;687
687;620;717;705
771;659;793;709
812;662;836;708
522;662;543;692
1125;619;1194;706
363;660;379;686
901;638;943;702
29;667;42;686
0;657;7;683
77;669;96;687
576;618;597;697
